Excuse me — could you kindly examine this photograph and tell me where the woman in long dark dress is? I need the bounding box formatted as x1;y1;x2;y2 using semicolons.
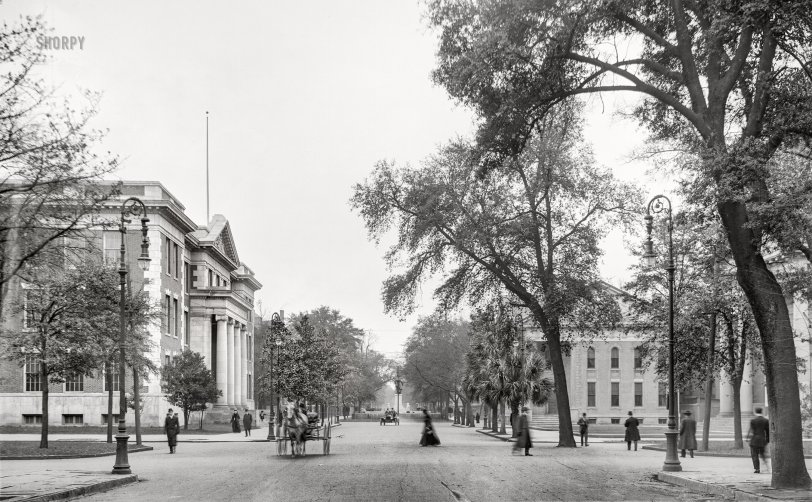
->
419;409;441;446
624;411;641;451
231;409;241;433
164;408;180;454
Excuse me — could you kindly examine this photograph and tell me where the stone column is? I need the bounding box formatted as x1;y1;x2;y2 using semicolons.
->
718;378;734;417
215;315;228;405
235;322;243;408
240;325;248;406
740;358;754;416
227;318;235;406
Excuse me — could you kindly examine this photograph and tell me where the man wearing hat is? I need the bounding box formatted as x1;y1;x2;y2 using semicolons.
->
513;406;533;456
679;410;697;458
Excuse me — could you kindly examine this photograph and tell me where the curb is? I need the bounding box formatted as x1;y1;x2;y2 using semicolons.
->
1;445;153;461
644;445;812;460
16;474;138;502
656;472;777;502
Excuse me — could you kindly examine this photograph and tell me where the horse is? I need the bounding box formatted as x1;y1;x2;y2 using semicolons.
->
285;404;308;457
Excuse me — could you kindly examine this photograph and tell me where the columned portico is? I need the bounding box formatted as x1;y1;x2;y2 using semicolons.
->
240;326;248;406
216;315;228;405
235;322;243;408
227;318;236;406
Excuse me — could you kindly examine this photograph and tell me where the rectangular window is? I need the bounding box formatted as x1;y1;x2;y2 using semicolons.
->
634;348;642;369
23;414;43;424
587;382;596;407
165;355;170;367
247;374;252;400
611;382;619;407
62;414;83;425
173;298;179;337
165;295;172;334
611;350;619;369
611;418;620;424
101;414;120;425
103;363;120;392
173;242;180;279
208;269;213;287
64;372;84;392
184;310;190;345
658;382;667;407
25;355;41;392
185;262;191;292
634;382;643;407
165;236;171;276
248;334;252;361
103;231;121;265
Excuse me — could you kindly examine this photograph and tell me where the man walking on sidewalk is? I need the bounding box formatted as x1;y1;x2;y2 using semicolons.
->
679;410;697;458
577;413;589;446
747;407;770;474
243;409;253;437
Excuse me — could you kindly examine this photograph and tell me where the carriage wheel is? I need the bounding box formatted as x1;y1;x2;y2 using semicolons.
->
277;436;286;456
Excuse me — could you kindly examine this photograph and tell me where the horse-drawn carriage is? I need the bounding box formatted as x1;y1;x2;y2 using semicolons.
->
276;406;332;457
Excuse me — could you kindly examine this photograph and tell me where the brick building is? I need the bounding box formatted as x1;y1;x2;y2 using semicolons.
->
0;181;262;427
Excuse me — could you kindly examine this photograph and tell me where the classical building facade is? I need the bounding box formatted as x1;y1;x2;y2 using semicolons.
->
526;281;809;426
0;181;261;427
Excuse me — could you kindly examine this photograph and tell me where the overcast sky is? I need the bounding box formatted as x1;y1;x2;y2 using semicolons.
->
5;1;660;356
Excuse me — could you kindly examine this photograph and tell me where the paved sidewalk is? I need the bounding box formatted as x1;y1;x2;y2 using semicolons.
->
470;425;812;501
0;424;343;501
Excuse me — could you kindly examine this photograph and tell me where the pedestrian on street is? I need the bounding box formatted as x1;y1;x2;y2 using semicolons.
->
513;406;533;456
679;410;697;458
419;409;441;446
259;410;265;423
243;408;253;437
624;411;640;451
577;412;589;446
747;407;770;474
231;409;241;433
475;412;480;425
164;408;180;454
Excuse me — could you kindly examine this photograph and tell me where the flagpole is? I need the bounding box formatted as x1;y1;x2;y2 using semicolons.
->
206;111;210;224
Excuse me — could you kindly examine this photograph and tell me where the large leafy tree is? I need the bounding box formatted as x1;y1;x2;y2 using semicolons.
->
0;16;119;316
352;105;634;446
402;315;470;422
161;349;221;430
428;0;812;486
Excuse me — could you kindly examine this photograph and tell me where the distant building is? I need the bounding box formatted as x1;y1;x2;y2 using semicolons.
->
525;280;809;427
0;181;262;427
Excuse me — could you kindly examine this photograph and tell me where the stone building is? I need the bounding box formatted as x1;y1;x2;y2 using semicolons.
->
526;280;809;427
0;181;261;427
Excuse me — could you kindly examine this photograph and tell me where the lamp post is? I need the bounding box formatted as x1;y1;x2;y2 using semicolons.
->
267;312;282;441
395;372;403;417
643;194;681;472
113;197;150;475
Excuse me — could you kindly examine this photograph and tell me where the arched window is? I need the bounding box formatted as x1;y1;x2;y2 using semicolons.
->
587;347;595;369
610;347;619;369
634;347;642;369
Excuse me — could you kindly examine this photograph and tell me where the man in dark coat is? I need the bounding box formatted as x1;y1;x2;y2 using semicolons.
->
624;411;641;451
230;409;241;433
513;407;533;456
747;407;770;473
243;408;253;437
164;408;180;454
679;410;697;458
577;412;590;446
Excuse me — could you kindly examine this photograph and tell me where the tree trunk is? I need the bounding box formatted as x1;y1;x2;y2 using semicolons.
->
511;402;519;437
183;406;190;431
39;360;49;449
733;377;744;449
541;319;576;447
719;199;811;488
499;400;506;434
491;402;498;433
453;393;460;424
106;364;113;443
132;366;142;446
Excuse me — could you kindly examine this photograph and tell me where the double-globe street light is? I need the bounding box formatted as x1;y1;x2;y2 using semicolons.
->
267;312;283;441
642;194;681;472
113;197;151;475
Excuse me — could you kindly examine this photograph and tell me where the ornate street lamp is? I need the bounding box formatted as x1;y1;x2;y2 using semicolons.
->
643;194;681;472
113;197;150;475
394;372;403;417
267;312;282;441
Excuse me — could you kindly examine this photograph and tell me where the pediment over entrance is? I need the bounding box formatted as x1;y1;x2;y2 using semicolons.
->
193;214;240;265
